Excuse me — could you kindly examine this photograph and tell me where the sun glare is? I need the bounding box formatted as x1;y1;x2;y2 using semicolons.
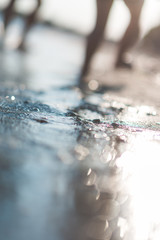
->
117;137;160;239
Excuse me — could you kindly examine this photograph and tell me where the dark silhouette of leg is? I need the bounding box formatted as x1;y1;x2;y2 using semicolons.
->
3;0;16;30
18;0;42;50
115;0;144;68
81;0;113;78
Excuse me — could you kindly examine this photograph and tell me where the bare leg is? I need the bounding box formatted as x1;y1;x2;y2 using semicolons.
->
18;0;41;50
115;0;144;68
3;0;16;30
81;0;113;78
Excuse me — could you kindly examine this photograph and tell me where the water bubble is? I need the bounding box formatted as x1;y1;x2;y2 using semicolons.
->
88;79;99;91
85;169;97;186
11;96;15;101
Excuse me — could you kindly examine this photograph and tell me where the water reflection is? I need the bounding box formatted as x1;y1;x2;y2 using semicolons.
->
116;140;160;240
0;80;160;240
70;94;160;240
0;20;160;240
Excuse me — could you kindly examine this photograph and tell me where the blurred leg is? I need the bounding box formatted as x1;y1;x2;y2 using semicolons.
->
18;0;42;50
81;0;113;78
3;0;16;30
115;0;144;68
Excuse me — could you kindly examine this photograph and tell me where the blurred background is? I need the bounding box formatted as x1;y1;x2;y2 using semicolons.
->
0;0;160;41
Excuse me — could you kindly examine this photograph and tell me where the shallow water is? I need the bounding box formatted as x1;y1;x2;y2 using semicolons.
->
0;25;160;240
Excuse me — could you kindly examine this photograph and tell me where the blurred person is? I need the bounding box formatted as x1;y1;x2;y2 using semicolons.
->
81;0;144;79
2;0;41;50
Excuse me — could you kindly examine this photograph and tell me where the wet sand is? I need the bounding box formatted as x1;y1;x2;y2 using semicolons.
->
0;24;160;240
